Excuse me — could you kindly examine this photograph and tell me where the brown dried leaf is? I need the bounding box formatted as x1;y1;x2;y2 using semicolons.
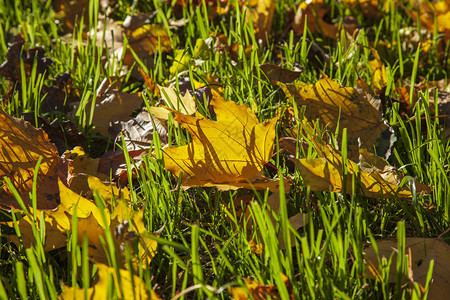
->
365;238;450;300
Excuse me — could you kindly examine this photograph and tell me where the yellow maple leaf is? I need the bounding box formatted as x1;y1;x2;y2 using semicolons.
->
6;180;156;267
292;144;430;199
59;263;161;299
0;109;68;209
279;76;390;160
163;91;280;191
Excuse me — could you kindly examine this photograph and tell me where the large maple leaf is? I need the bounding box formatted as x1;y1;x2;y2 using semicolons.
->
279;75;394;160
0;109;68;209
163;92;279;190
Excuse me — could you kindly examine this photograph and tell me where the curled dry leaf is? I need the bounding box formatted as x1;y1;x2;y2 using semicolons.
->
59;263;161;300
291;143;430;199
109;109;168;151
0;109;69;209
278;75;394;160
163;91;281;191
364;238;450;300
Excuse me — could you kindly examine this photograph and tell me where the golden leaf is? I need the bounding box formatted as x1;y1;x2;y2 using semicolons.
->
7;179;107;251
292;144;430;199
413;1;450;43
59;263;161;299
163;91;279;191
278;76;390;160
122;24;172;68
365;238;450;300
0;108;68;209
6;180;156;267
369;49;388;90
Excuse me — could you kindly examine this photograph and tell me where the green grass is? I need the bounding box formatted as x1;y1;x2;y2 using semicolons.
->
0;0;449;299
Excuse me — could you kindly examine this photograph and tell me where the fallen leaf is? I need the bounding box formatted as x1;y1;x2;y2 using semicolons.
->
97;148;147;186
63;146;107;181
121;23;172;69
229;273;293;300
91;92;143;136
59;263;161;299
258;63;303;84
159;85;196;115
292;144;430;199
6;180;156;266
69;174;130;201
246;0;276;42
6;179;107;251
109;109;168;151
0;37;53;83
0;109;69;209
364;238;450;300
413;0;450;43
278;75;392;160
163;91;279;191
369;49;388;90
292;0;358;40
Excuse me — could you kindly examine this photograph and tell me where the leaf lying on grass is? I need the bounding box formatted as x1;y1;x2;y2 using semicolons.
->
5;179;156;267
288;141;430;199
0;108;69;209
278;75;394;160
412;0;450;43
59;263;161;299
229;273;293;300
364;238;450;300
163;91;282;191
